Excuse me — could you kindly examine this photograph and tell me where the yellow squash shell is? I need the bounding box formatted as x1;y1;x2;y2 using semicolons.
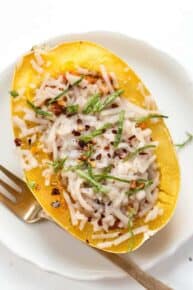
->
11;41;180;253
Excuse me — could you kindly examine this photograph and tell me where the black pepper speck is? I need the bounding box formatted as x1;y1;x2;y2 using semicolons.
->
51;188;60;195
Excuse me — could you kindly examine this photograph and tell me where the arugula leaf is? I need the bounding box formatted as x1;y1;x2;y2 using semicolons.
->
135;114;168;124
79;123;111;143
175;132;193;149
94;89;124;112
66;104;79;115
114;110;125;148
124;144;156;161
27;100;52;117
76;169;108;193
10;90;19;98
48;76;83;105
82;93;100;114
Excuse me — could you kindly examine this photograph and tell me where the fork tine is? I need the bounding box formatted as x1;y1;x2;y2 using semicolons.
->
0;190;18;212
0;164;24;188
0;178;20;197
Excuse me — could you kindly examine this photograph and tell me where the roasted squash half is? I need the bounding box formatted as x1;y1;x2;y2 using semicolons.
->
11;41;180;253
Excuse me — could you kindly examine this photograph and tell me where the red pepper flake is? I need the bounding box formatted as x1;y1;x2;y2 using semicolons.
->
107;153;111;158
85;124;90;131
77;118;82;124
62;75;67;84
83;182;89;187
79;155;88;161
94;198;101;205
111;103;118;108
51;103;64;116
128;135;136;141
86;239;90;244
98;219;102;226
14;138;22;147
130;180;137;189
139;152;148;156
112;129;117;134
72;129;81;136
78;140;86;148
27;138;32;145
138;122;147;130
51;188;60;195
114;149;126;159
104;145;110;150
88;217;92;222
96;153;102;160
51;200;60;208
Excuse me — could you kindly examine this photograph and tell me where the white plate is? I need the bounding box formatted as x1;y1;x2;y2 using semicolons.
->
0;31;193;281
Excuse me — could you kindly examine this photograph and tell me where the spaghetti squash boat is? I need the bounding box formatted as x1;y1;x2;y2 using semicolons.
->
11;41;180;253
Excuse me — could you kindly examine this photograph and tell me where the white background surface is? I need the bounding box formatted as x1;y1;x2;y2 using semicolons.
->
0;0;193;289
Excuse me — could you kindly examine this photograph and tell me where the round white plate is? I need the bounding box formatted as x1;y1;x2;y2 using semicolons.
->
0;31;193;280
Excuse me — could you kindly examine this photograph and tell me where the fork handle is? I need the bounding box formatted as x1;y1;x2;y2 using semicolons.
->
42;214;172;289
99;252;173;290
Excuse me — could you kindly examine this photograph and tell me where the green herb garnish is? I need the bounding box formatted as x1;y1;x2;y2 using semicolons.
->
79;123;111;143
87;163;94;177
94;174;150;185
102;164;114;175
124;144;156;161
83;144;94;159
175;132;193;149
63;163;86;172
76;169;108;193
125;179;153;196
135;114;168;124
114;110;125;148
94;89;124;112
94;174;132;184
66;104;79;115
49;158;67;173
82;93;100;114
48;76;83;105
10;90;19;98
27;180;36;190
27;100;53;117
94;165;114;182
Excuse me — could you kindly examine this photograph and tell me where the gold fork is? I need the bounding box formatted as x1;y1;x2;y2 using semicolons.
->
0;164;45;223
0;164;173;290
